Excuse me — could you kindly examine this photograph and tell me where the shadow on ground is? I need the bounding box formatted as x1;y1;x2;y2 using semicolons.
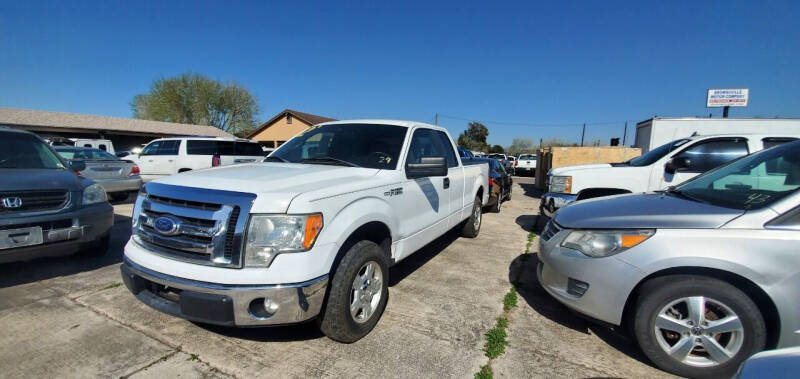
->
508;252;656;369
518;181;544;199
0;214;131;288
197;320;325;342
389;229;459;286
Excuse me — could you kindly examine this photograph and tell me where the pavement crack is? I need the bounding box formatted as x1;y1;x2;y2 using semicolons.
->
118;350;179;379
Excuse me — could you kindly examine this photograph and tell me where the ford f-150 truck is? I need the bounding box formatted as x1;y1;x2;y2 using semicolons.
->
121;120;489;342
541;133;798;217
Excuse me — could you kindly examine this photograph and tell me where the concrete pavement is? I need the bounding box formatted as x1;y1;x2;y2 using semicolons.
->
0;178;670;378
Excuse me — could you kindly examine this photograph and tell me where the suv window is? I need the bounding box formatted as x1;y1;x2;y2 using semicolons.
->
186;140;217;155
235;142;264;156
0;133;65;169
142;140;181;156
407;129;451;166
435;131;458;168
672;138;749;173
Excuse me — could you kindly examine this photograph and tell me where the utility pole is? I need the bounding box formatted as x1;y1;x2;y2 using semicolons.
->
580;123;586;147
434;113;438;125
622;121;628;146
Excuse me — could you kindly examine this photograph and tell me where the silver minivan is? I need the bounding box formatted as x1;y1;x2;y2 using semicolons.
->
538;140;800;377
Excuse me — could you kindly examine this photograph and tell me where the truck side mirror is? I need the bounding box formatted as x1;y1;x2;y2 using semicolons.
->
665;157;691;174
69;160;86;172
406;157;448;179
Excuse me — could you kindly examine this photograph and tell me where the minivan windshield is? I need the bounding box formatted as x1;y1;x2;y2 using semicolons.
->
628;139;690;167
0;133;65;169
269;123;408;169
673;141;800;210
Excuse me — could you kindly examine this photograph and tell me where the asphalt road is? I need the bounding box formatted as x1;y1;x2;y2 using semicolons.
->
0;177;670;378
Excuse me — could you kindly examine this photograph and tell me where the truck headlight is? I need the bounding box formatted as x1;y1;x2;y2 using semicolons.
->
82;183;107;205
549;176;572;193
244;214;323;267
561;229;654;258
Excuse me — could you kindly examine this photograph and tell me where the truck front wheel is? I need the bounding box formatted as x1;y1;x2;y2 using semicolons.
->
318;240;389;343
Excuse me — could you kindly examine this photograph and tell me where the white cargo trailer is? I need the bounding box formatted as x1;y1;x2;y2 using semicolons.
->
634;117;800;152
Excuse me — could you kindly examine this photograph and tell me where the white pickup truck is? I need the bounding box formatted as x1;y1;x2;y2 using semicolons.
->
121;120;489;342
541;133;798;217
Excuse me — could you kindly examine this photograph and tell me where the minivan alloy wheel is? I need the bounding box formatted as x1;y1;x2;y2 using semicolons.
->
654;296;744;367
350;261;383;323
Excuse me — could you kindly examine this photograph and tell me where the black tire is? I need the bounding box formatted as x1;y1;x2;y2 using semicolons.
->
461;196;482;237
505;185;512;201
318;240;389;343
633;275;766;378
80;235;110;257
109;192;129;202
491;191;502;213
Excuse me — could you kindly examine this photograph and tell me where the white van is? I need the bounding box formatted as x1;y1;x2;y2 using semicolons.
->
73;139;115;154
129;137;265;182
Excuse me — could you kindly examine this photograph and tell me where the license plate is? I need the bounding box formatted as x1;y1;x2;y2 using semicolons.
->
0;227;44;250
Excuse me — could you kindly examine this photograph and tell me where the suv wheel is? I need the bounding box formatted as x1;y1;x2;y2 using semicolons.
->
318;241;389;343
633;275;766;378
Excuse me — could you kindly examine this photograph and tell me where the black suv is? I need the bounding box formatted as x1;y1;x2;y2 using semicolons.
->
0;128;113;263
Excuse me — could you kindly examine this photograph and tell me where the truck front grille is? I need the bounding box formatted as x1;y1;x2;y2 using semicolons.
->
0;190;69;214
132;183;256;268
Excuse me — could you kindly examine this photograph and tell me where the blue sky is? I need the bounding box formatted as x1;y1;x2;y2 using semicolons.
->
1;1;798;146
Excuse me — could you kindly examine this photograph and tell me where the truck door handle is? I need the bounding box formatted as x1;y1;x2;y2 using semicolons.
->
443;177;450;189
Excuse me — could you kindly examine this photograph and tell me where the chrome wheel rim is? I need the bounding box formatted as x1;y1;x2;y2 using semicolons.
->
350;261;383;324
473;202;482;230
654;296;744;367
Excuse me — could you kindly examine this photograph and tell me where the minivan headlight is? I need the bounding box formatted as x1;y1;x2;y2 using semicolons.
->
549;176;572;193
561;229;654;258
245;214;323;267
82;183;107;206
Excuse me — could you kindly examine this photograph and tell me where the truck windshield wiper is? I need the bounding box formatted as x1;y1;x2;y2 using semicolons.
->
301;156;361;167
264;156;289;163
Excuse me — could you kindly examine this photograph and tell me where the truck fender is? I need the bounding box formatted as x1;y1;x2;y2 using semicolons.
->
317;196;399;256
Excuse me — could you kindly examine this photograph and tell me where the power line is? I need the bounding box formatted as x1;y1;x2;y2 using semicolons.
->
436;113;630;128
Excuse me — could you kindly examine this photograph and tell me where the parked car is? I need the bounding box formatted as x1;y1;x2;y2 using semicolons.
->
42;136;116;154
735;347;800;379
459;148;512;212
507;156;517;175
54;146;142;201
541;134;799;217
538;140;800;378
121;120;489;343
0;128;113;263
127;137;265;182
516;153;537;176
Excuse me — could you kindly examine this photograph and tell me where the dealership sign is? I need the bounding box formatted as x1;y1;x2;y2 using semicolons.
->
707;88;749;107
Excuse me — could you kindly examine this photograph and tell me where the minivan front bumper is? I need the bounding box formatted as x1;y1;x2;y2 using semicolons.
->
120;257;328;327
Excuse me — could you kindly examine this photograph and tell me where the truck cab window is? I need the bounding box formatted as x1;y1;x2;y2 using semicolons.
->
406;129;448;165
672;139;749;173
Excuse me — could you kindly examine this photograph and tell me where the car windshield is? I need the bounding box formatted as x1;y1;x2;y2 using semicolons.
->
56;148;118;161
674;141;800;210
0;133;65;169
270;123;408;169
628;139;691;167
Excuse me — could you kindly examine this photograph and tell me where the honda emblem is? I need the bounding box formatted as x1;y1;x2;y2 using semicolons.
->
1;197;23;208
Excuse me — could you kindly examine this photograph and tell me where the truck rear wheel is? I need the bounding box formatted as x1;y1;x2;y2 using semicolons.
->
461;196;482;238
318;240;389;343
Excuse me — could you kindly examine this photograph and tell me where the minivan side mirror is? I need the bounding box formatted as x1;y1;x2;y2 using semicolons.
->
406;157;448;179
665;157;691;174
69;160;86;172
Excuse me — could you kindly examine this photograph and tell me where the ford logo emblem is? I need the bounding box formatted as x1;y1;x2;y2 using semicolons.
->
153;216;181;236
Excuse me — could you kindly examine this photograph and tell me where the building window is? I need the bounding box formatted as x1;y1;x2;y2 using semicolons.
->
287;114;293;124
261;141;275;148
277;141;287;147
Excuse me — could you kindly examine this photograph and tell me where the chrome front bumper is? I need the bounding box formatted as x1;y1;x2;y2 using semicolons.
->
540;192;577;217
121;257;328;326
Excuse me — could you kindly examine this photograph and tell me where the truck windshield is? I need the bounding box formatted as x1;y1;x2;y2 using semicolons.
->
673;141;800;210
628;139;690;167
0;133;66;169
270;123;408;169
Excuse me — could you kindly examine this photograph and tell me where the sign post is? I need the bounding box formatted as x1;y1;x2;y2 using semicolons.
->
707;88;749;118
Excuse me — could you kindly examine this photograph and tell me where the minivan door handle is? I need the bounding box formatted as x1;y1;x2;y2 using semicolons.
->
443;177;450;189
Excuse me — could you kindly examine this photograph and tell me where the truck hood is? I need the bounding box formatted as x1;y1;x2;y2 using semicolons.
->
0;169;83;192
549;163;612;175
153;163;380;213
554;192;744;229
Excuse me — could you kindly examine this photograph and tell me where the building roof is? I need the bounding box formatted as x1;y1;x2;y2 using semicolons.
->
246;109;337;139
0;107;235;137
